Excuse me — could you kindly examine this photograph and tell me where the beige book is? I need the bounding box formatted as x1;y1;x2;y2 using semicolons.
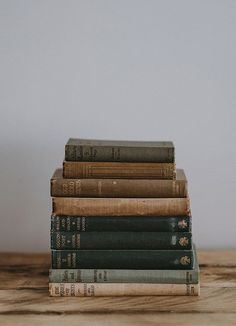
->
49;283;200;296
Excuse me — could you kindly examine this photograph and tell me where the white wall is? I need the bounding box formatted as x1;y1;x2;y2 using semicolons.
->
1;0;236;251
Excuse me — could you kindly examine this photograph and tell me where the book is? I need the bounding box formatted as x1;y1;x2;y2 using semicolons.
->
49;264;199;284
63;161;176;179
51;168;187;197
51;249;194;269
51;231;192;250
65;138;175;163
51;215;191;232
52;197;190;216
49;282;199;296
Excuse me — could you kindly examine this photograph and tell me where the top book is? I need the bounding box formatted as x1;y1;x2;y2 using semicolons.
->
65;138;175;163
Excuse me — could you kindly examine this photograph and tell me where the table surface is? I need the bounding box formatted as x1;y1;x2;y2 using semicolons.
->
0;250;235;325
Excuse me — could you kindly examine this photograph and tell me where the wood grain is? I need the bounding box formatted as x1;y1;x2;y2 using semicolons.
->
1;314;236;326
0;250;236;325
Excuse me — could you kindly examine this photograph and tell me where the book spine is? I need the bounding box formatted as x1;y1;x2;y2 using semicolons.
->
51;215;191;232
63;161;176;179
50;232;192;250
51;177;187;198
51;249;194;269
49;268;199;284
52;198;190;216
49;283;199;296
65;144;175;163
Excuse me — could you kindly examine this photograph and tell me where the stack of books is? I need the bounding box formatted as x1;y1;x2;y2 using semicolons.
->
49;138;200;296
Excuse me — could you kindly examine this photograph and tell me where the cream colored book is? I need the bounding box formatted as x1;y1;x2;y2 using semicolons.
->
49;282;200;296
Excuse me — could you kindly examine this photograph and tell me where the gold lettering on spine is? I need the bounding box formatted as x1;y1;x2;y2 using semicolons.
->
62;183;68;195
66;216;70;231
56;251;61;268
67;253;71;268
71;234;76;248
61;217;66;230
76;234;80;248
56;233;61;249
75;180;81;196
82;217;86;231
77;217;81;231
72;252;76;268
55;216;60;231
61;234;66;248
68;181;75;196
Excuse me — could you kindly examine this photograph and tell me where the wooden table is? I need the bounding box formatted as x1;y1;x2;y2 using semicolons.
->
0;250;235;325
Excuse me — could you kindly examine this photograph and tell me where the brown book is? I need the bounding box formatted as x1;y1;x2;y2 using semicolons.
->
63;161;176;179
52;197;190;216
49;283;199;296
51;168;187;198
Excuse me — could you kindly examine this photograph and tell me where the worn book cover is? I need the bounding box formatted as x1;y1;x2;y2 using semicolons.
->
52;197;190;216
49;255;198;283
65;138;175;163
50;231;192;250
51;168;187;197
49;282;199;296
63;161;176;179
51;249;194;269
51;215;191;232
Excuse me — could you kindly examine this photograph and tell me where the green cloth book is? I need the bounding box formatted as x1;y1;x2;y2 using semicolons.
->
50;231;192;250
65;138;174;162
51;249;194;270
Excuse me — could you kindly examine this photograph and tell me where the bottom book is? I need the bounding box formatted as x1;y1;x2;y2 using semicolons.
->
49;282;200;296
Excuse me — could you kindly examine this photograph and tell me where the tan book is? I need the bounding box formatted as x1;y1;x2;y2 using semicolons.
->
63;161;176;179
49;283;199;296
51;168;187;198
52;197;190;216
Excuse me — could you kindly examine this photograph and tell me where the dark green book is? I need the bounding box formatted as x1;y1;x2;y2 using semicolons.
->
51;231;192;250
65;138;174;162
51;249;194;269
49;246;199;283
51;215;191;232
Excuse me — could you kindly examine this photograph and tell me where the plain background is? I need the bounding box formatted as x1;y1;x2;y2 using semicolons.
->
0;0;236;252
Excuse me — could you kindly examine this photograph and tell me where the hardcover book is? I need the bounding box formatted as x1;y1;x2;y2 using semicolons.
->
51;249;194;269
51;215;191;232
51;168;187;197
65;138;175;163
63;161;176;179
50;231;192;250
49;282;199;296
52;197;190;216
